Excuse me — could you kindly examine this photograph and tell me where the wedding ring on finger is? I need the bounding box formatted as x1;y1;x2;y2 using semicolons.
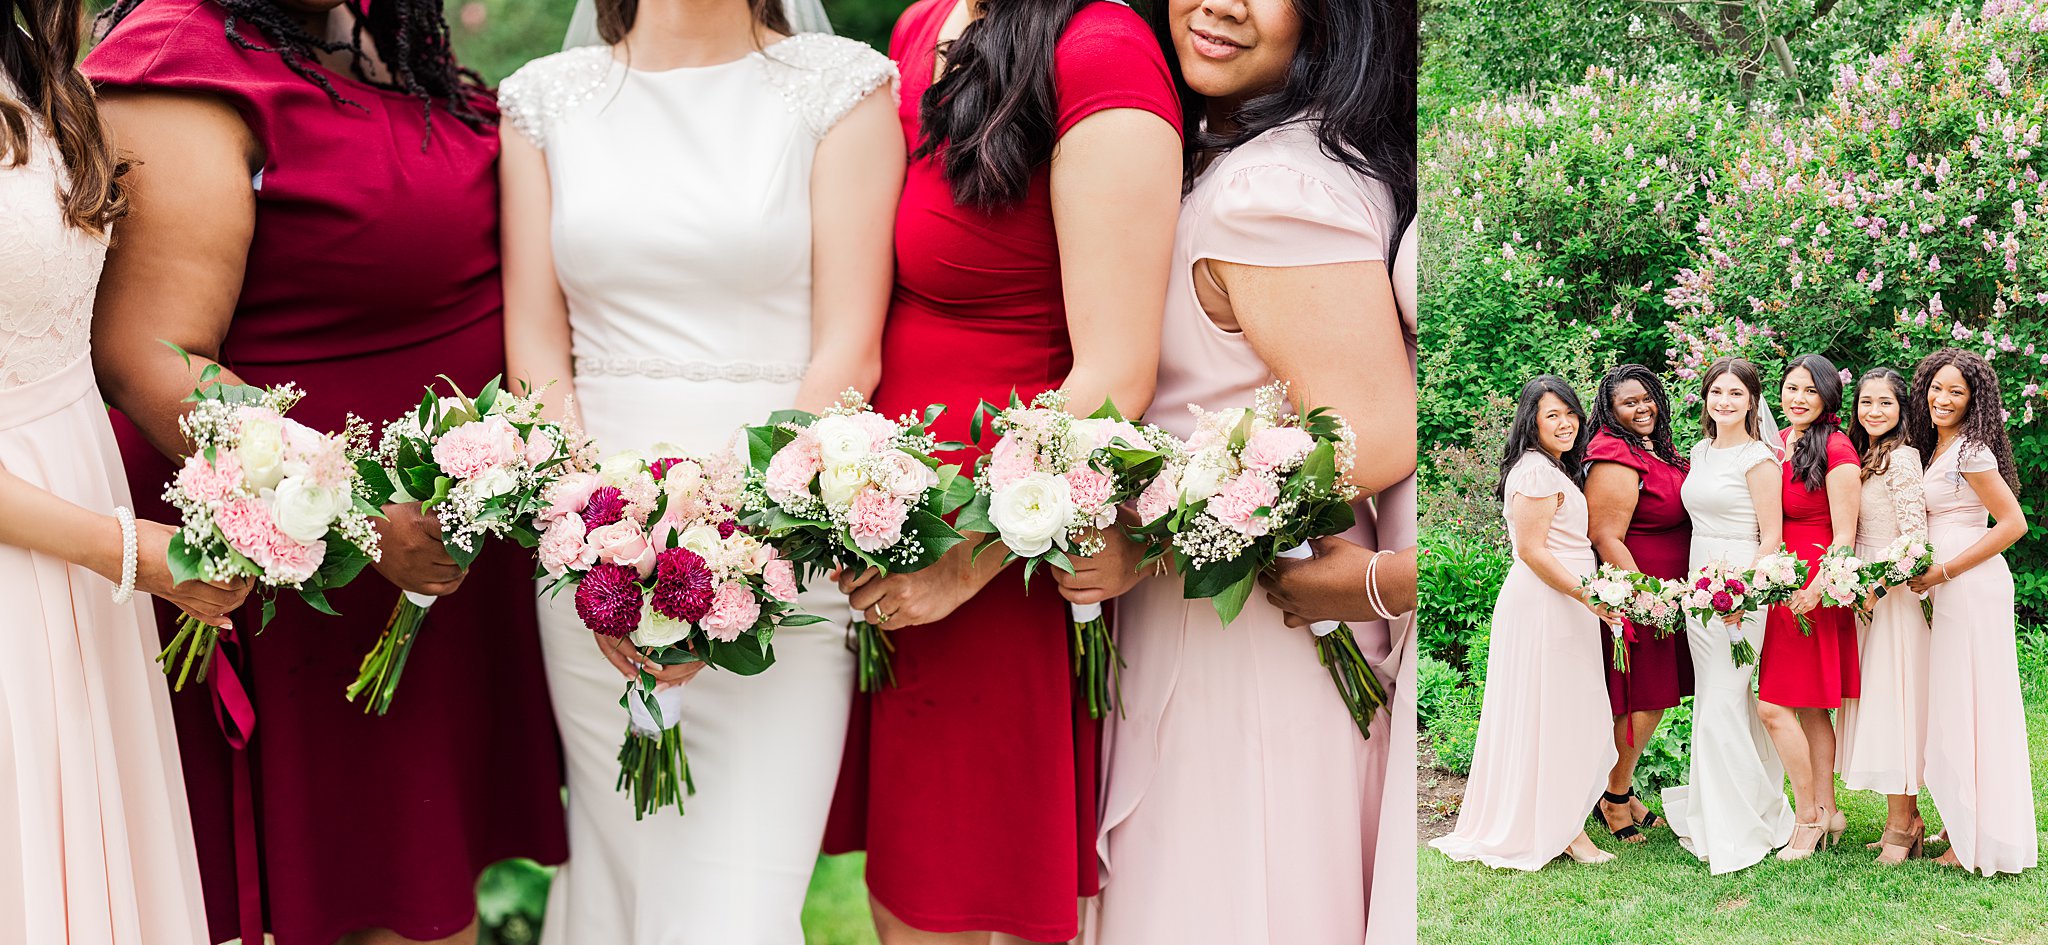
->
873;607;893;625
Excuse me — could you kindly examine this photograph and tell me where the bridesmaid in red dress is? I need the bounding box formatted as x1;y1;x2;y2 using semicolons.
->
83;2;567;943
1758;353;1862;861
1582;364;1693;843
825;0;1182;941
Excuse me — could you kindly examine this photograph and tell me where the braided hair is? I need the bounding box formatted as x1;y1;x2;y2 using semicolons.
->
1849;368;1911;482
1589;363;1687;472
99;0;491;144
1906;347;2020;492
1781;353;1847;493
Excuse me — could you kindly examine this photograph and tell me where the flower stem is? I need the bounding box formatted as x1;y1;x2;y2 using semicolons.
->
157;613;220;692
1313;625;1388;741
346;595;431;715
616;724;693;819
1071;613;1124;720
852;621;897;692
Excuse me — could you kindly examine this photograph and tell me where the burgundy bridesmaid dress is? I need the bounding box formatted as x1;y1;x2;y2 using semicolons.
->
822;1;1180;939
1586;430;1695;713
1758;430;1862;708
84;3;568;942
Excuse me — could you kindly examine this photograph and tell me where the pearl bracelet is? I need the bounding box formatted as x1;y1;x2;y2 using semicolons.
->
112;506;138;606
1365;549;1399;622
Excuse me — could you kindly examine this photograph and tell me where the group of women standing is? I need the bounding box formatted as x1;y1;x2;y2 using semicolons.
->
1434;350;2038;878
2;0;1417;943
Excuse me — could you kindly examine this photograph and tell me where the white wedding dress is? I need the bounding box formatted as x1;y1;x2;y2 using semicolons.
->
1662;437;1796;873
499;34;894;944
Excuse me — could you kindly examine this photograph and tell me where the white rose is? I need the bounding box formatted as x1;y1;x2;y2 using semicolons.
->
819;460;865;508
678;523;724;561
988;472;1073;558
1179;454;1233;503
872;450;937;499
1595;582;1631;607
810;415;872;465
599;450;647;486
270;476;351;542
633;610;690;649
471;465;519;498
237;417;287;490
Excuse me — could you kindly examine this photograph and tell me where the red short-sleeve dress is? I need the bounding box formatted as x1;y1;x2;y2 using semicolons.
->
821;1;1180;939
82;3;567;943
1585;430;1695;714
1759;429;1863;708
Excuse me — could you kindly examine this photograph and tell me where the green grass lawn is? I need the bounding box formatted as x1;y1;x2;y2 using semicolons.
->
1419;676;2048;945
480;853;877;944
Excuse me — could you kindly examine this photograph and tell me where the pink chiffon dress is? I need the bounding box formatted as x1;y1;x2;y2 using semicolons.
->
1921;439;2037;875
1836;447;1931;795
1086;122;1396;944
0;74;208;944
1430;451;1618;870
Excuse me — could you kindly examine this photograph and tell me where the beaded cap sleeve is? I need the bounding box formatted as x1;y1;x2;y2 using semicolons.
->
498;45;615;151
758;34;898;138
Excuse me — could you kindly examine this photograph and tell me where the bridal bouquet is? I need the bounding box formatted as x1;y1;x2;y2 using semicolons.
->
1744;545;1812;634
1860;532;1936;622
1126;383;1384;738
160;368;383;690
740;391;974;691
1683;561;1759;666
537;446;821;819
349;377;589;714
955;389;1167;719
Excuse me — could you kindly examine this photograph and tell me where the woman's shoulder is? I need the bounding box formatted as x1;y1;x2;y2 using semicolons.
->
1507;451;1572;495
889;0;953;57
759;34;899;138
1584;429;1647;471
1049;1;1178;136
497;45;616;150
84;0;252;87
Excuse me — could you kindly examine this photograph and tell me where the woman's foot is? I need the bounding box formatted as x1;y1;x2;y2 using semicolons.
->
1566;831;1616;864
1933;848;1964;869
1867;815;1925;851
1777;809;1835;861
1597;794;1647;844
1829;807;1848;843
1875;823;1925;865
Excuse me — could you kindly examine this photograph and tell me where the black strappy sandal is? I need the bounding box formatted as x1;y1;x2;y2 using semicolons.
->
1597;789;1659;840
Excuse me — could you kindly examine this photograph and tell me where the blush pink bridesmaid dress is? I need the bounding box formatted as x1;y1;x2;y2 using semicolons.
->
1086;121;1400;945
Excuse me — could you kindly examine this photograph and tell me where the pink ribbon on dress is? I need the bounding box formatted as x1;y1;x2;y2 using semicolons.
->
206;618;265;945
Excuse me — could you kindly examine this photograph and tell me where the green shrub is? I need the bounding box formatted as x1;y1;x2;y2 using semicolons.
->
1418;527;1512;679
1429;684;1487;777
1633;699;1695;795
1417;654;1466;730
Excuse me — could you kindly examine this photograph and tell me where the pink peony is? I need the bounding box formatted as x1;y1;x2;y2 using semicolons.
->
701;581;761;642
433;415;522;481
1134;468;1180;524
1242;426;1314;472
586;519;654;577
215;496;284;562
574;563;644;637
764;435;823;505
650;547;716;623
1207;474;1278;536
177;453;245;504
762;558;799;602
538;515;598;575
847;490;910;553
1063;466;1116;523
986;435;1037;491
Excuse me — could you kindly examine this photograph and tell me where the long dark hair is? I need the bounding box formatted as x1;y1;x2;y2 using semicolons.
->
1850;367;1912;481
1146;0;1416;256
1590;363;1686;471
915;0;1092;212
99;0;492;141
2;0;128;235
1782;353;1847;492
1907;347;2020;491
1697;357;1763;442
1497;374;1589;500
593;0;790;46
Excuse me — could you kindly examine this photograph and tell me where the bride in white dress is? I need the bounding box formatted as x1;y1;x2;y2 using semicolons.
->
498;0;901;939
1662;358;1797;873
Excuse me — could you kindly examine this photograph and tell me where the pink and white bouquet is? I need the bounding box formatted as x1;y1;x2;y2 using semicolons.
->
160;372;383;690
1126;383;1383;739
739;391;974;692
1629;576;1688;640
1812;546;1871;617
1683;561;1759;666
956;389;1167;719
1744;545;1813;634
537;446;821;819
1580;564;1641;672
348;377;591;714
1860;532;1936;622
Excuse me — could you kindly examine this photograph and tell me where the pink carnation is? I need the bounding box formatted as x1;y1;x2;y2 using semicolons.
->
1134;468;1180;524
852;411;899;450
177;453;245;504
764;435;823;505
986;435;1037;491
538;515;598;575
848;490;910;553
763;558;799;602
215;496;285;563
433;415;522;481
1207;475;1278;536
701;581;761;642
261;535;325;585
1242;427;1314;472
1064;466;1116;524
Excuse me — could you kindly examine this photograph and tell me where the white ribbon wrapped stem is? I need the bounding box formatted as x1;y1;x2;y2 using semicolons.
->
626;680;690;736
1277;543;1341;637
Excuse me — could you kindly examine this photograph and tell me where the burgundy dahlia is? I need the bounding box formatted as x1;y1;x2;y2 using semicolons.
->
1711;590;1734;611
652;547;716;623
1695;576;1713;590
1725;577;1746;595
582;486;626;533
716;519;739;539
575;563;644;637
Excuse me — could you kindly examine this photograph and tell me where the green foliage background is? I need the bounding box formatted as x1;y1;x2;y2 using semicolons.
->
449;0;912;83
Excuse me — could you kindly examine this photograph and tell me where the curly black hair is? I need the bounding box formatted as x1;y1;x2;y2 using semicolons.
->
1849;367;1912;482
1497;374;1589;501
99;0;491;145
1907;347;2020;491
1782;353;1848;493
1589;363;1687;472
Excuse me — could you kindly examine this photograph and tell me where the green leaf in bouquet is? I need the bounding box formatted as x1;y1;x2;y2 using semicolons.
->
446;535;485;570
1184;553;1256;604
969;401;992;444
166;531;206;586
702;633;775;676
1045;547;1075;573
355;461;397;505
314;536;375;589
779;613;829;627
954;493;997;536
1208;570;1258;627
1228;409;1255;450
1298;441;1338;496
398;464;438;506
420;475;453;512
646;646;706;666
905;507;967;565
297;585;339;616
922;403;945;429
260;596;277;628
1087;398;1127;421
937;466;979;515
472;375;503;419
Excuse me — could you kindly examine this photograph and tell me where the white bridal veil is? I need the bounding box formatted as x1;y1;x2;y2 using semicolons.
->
563;0;837;49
